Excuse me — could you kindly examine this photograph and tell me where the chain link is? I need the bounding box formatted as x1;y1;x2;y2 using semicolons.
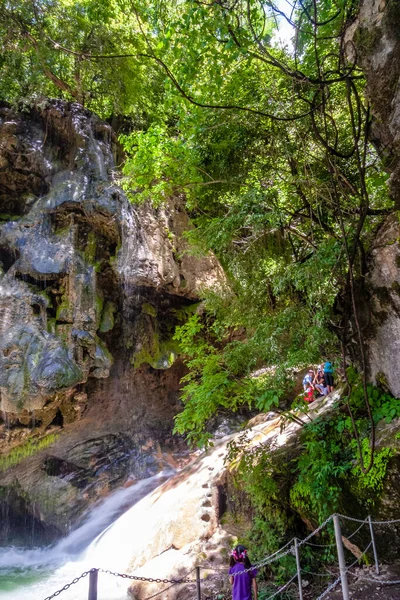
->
315;575;341;600
42;569;92;600
337;514;400;525
367;518;400;525
344;519;367;541
39;512;400;600
303;540;336;548
301;569;331;578
297;515;333;547
143;581;182;600
99;568;195;584
345;541;372;571
336;513;366;523
347;572;400;585
263;573;298;600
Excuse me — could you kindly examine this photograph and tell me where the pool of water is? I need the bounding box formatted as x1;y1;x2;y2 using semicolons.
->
0;471;172;600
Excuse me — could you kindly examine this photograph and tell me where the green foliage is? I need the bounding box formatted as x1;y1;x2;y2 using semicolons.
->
120;124;202;204
351;441;394;496
223;374;398;579
0;433;59;471
0;0;164;119
1;0;395;448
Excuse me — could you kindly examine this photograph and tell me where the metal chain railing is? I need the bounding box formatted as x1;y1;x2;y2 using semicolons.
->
337;514;400;525
262;573;298;600
343;518;367;541
99;567;195;584
315;575;342;600
347;572;400;585
142;567;197;600
297;515;333;547
40;512;400;600
43;569;93;600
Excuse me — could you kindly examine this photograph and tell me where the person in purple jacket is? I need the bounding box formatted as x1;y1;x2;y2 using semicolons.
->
229;544;258;600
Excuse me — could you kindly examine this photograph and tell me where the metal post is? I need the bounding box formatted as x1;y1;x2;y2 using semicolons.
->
88;568;98;600
368;515;380;575
294;538;303;600
333;514;350;600
196;566;201;600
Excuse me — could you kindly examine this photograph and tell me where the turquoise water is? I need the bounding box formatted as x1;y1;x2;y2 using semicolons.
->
0;472;171;600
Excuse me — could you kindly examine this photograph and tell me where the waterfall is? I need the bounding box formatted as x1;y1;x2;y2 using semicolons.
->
0;471;172;600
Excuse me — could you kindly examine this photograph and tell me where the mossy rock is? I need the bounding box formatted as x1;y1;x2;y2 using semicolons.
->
132;337;180;370
56;296;73;323
142;302;157;318
99;301;116;332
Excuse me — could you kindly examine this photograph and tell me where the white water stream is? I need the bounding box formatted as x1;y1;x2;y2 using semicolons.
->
0;471;173;600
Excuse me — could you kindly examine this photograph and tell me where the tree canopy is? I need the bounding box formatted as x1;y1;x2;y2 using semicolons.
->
0;0;394;454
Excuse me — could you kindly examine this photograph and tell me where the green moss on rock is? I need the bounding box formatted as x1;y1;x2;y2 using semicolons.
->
99;301;116;332
132;335;180;370
142;302;157;318
0;433;59;472
56;296;73;323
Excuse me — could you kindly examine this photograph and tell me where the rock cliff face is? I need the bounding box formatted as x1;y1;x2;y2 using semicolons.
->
0;100;224;543
364;214;400;397
346;0;400;207
346;0;400;398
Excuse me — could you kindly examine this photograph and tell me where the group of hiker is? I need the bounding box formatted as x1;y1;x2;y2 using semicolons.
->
302;362;334;403
227;368;336;600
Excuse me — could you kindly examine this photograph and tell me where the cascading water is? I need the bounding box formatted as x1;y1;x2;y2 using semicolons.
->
0;100;222;600
0;471;172;599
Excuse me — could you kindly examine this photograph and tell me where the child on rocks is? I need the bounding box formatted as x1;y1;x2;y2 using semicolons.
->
229;544;258;600
304;382;315;403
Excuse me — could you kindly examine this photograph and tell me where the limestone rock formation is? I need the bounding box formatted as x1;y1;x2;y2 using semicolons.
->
364;214;400;397
0;100;224;542
346;0;400;207
345;0;400;398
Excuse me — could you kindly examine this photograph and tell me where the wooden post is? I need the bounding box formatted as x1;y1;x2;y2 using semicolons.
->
88;568;98;600
294;538;303;600
368;515;380;575
196;566;201;600
333;515;350;600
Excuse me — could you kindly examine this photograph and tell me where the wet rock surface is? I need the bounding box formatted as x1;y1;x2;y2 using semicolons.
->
0;100;224;542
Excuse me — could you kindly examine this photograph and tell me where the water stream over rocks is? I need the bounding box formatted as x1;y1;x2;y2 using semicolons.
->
0;471;172;599
0;99;224;547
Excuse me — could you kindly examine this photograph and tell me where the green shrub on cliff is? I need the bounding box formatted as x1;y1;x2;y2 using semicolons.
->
225;376;400;576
